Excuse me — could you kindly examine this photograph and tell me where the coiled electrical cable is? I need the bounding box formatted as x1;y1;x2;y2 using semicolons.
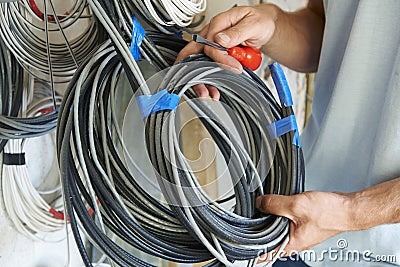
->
0;77;65;240
0;0;106;83
142;55;304;266
0;102;61;140
142;0;206;28
1;133;64;240
57;35;304;266
0;66;61;143
87;0;176;79
98;0;205;35
0;38;24;152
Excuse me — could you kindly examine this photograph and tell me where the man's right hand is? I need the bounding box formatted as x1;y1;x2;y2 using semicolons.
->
175;4;281;73
174;1;325;100
174;4;282;100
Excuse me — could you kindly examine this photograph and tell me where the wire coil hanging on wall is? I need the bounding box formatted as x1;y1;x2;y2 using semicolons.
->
0;0;105;83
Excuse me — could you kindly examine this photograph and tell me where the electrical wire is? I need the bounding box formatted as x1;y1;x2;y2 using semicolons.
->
111;0;205;34
56;34;304;266
0;38;25;152
87;0;197;76
1;86;65;240
142;0;206;28
0;0;106;83
0;1;304;265
1;135;65;241
0;31;65;153
0;71;61;142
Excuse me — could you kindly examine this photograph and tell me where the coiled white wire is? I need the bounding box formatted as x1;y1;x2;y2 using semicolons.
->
144;0;206;27
1;83;64;240
2;134;64;241
0;0;103;83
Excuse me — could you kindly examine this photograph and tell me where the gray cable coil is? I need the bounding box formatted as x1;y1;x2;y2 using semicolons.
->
57;39;304;267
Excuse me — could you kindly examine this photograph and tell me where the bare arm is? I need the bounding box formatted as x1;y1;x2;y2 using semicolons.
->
262;0;325;72
256;177;400;253
348;177;400;230
176;0;325;73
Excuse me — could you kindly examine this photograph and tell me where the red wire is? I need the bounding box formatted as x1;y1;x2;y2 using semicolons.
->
38;107;55;114
29;0;57;22
49;199;100;221
49;208;69;222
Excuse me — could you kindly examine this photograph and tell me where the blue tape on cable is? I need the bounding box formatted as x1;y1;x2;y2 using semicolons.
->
268;115;301;147
173;31;183;39
268;62;294;107
136;89;181;119
130;16;146;61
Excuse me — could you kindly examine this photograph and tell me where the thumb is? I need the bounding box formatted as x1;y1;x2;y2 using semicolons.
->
214;19;256;48
256;194;295;220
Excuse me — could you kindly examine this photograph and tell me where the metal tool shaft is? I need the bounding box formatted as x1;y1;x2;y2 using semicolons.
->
192;34;227;51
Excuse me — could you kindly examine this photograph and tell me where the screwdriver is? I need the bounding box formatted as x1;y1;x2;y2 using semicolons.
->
192;34;262;71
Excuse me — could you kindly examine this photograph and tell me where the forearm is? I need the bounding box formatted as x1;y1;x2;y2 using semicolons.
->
256;177;400;253
263;3;325;72
348;177;400;231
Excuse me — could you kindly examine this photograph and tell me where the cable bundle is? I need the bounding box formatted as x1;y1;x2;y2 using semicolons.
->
143;56;305;266
57;30;304;265
0;0;105;83
95;0;206;34
0;41;60;150
0;39;25;152
1;134;65;240
140;0;206;29
0;93;61;140
0;1;305;266
87;0;182;75
1;28;64;238
0;76;65;239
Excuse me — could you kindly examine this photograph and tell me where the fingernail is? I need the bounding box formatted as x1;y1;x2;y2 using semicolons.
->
216;32;230;44
256;197;262;208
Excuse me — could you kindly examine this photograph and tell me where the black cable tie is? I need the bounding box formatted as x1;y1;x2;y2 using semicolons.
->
3;153;26;166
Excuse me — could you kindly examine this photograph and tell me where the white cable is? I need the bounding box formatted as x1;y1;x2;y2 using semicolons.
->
0;0;101;82
72;43;115;235
0;67;68;240
144;0;206;28
86;0;150;94
167;115;234;267
1;121;64;240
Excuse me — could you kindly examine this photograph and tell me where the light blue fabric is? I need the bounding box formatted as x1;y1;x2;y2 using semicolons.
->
302;0;400;266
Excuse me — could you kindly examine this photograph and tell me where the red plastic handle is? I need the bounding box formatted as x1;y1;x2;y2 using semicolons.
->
228;46;262;71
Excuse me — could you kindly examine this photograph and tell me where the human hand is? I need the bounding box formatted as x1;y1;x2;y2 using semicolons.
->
256;191;353;259
175;4;281;99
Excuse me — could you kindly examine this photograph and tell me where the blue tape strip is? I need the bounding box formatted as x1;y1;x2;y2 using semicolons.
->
136;89;181;119
268;115;301;147
130;16;146;61
268;62;294;107
173;31;183;39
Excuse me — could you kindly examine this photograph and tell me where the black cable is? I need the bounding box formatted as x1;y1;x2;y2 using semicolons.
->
0;38;24;152
57;32;304;266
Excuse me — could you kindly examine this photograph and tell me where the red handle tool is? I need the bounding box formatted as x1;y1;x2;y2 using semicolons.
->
192;35;262;71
